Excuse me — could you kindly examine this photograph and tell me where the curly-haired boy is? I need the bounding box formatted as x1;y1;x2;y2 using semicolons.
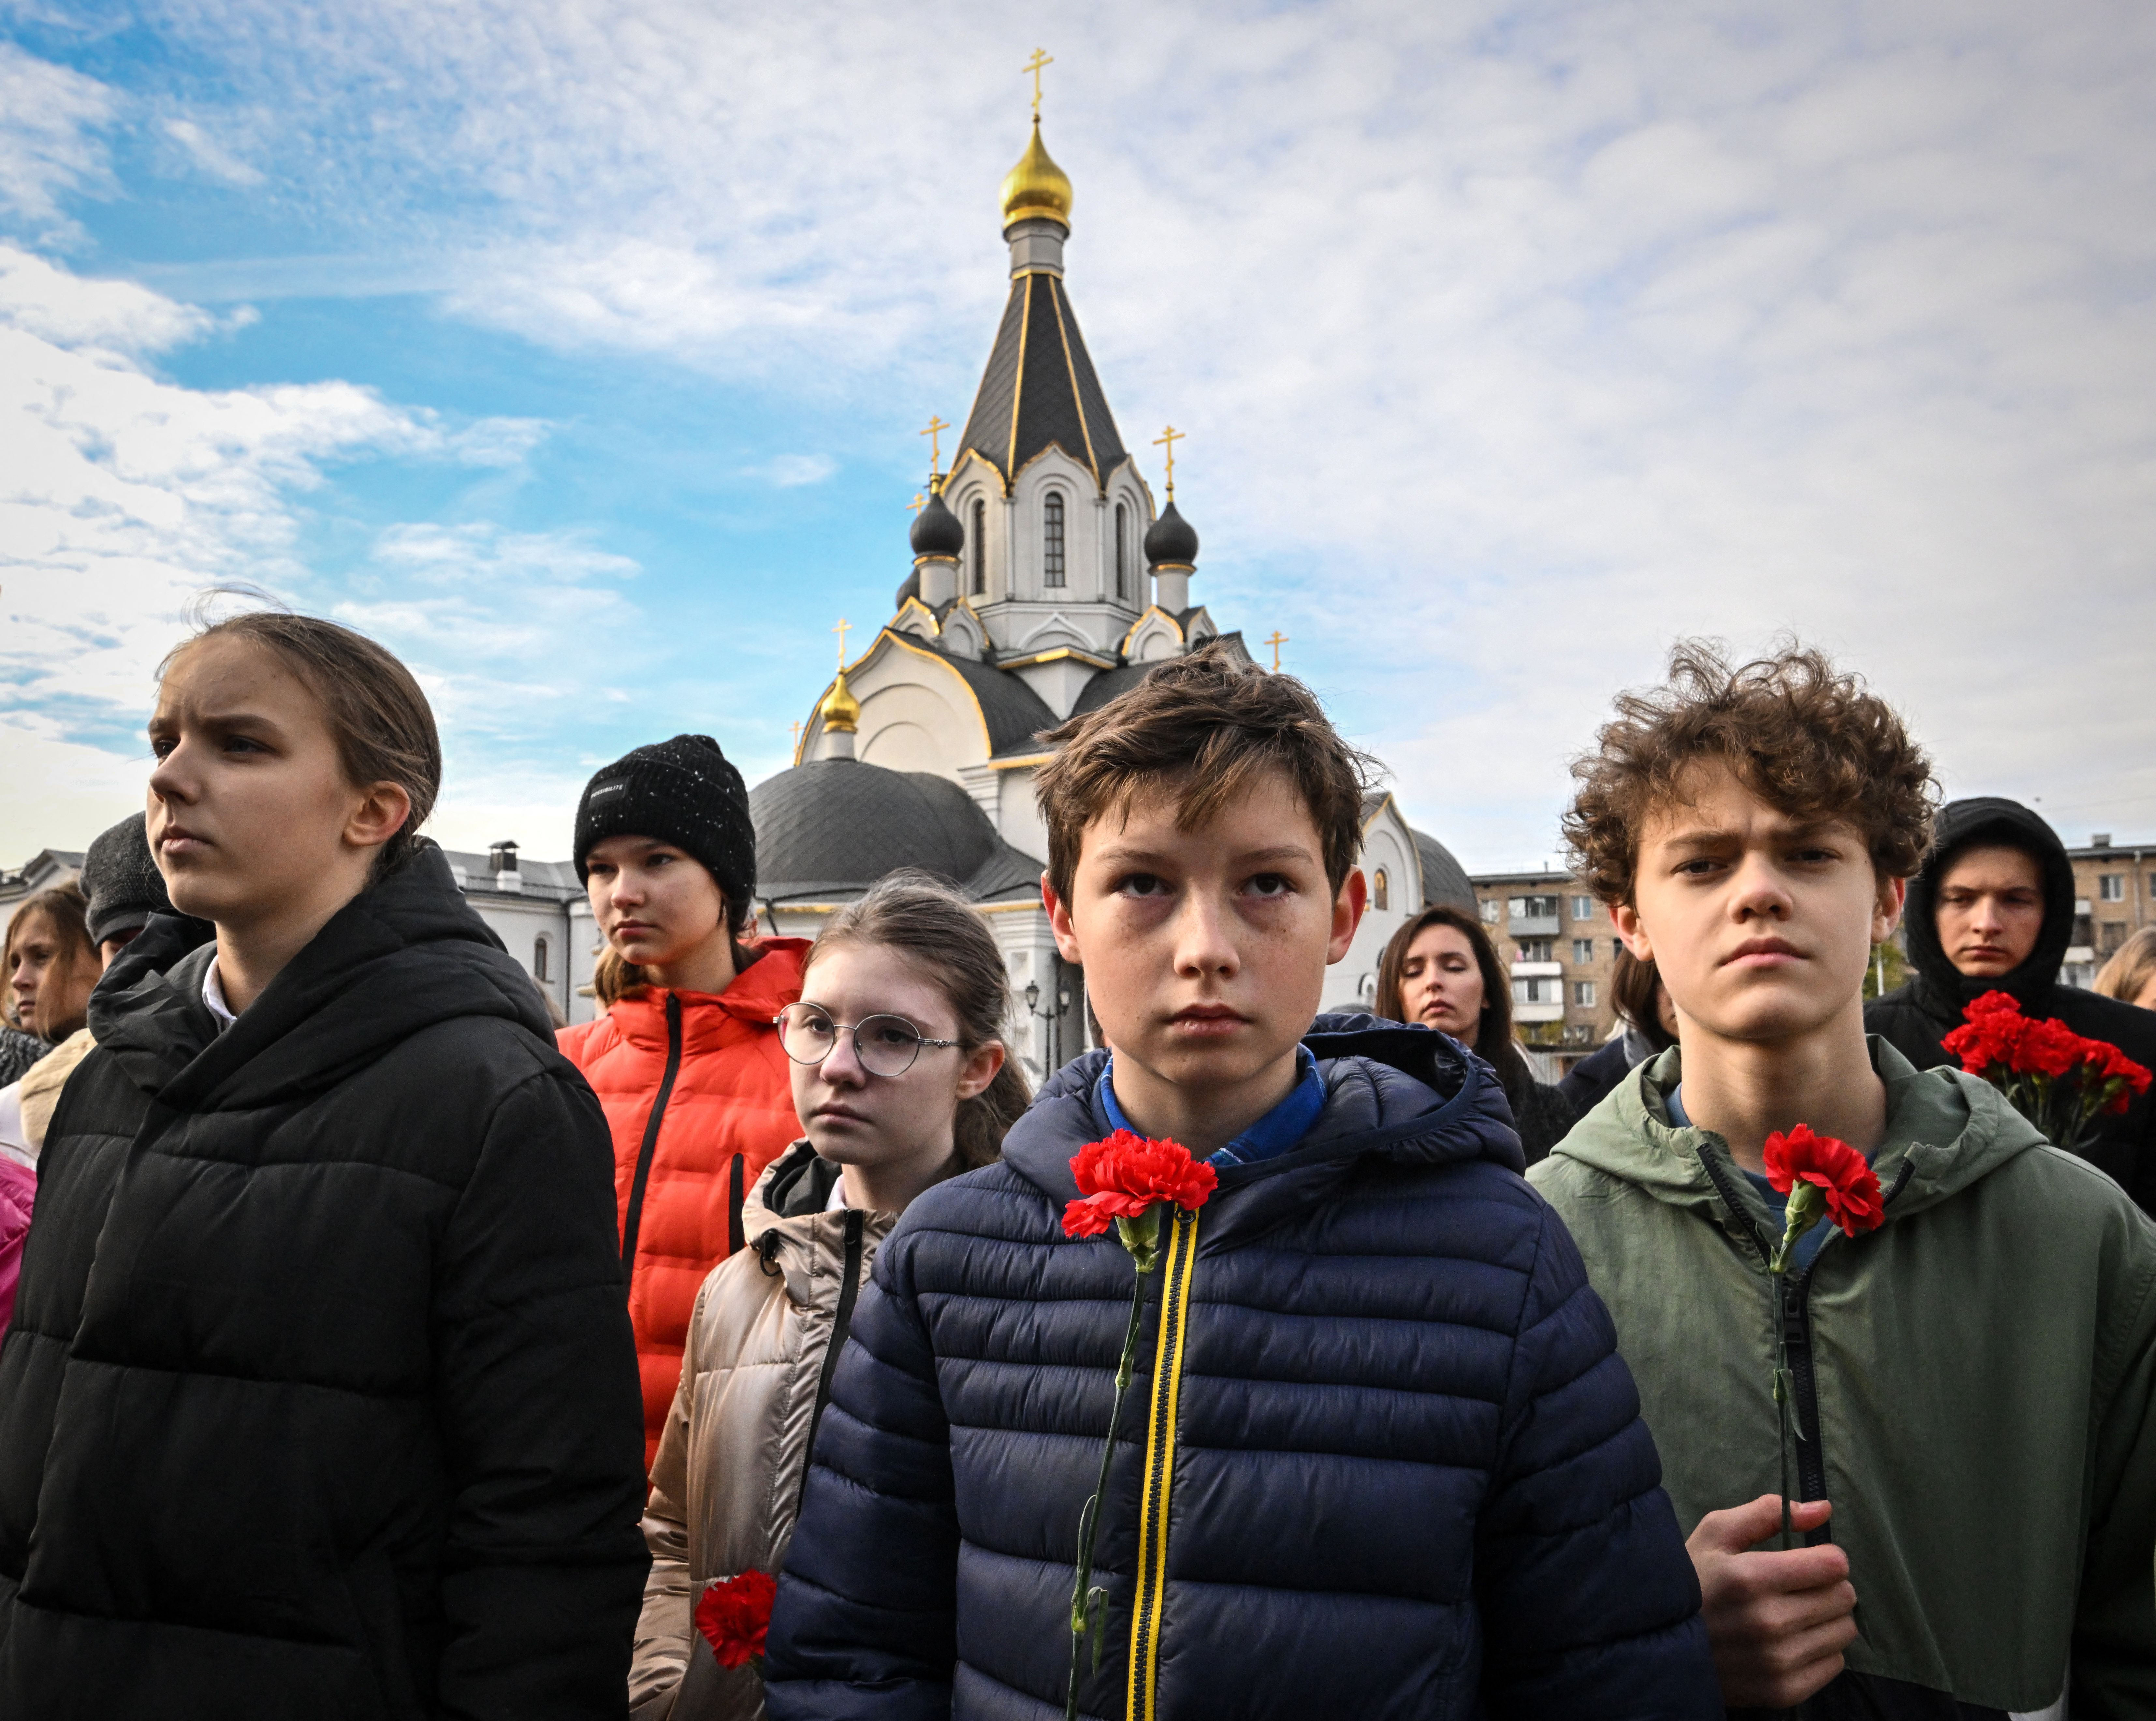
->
1531;640;2156;1715
764;642;1719;1718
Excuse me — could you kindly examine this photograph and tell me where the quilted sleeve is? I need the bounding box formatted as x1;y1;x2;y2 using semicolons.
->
1476;1200;1721;1718
431;1066;652;1720
762;1223;958;1721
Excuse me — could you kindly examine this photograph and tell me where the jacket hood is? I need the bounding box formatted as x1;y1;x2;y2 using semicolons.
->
741;1140;896;1307
1550;1037;2052;1227
1006;1014;1524;1251
90;842;554;1112
1906;797;2076;1016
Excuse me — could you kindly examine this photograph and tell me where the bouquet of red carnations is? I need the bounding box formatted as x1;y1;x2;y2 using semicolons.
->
1942;991;2151;1154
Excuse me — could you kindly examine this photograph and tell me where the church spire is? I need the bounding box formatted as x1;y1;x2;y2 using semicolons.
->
954;50;1125;494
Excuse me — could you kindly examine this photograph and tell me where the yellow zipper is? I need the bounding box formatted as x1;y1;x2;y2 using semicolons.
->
1126;1205;1201;1721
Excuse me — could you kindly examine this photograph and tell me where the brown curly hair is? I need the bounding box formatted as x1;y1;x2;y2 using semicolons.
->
1563;639;1937;906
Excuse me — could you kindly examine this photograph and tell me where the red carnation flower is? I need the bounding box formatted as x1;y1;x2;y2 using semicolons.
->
2084;1039;2155;1114
1966;990;2021;1018
1763;1123;1885;1239
2013;1016;2084;1080
1944;993;2029;1075
1061;1130;1218;1239
695;1569;778;1671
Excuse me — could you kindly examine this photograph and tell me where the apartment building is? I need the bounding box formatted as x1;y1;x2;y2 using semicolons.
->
1469;869;1619;1073
2065;833;2156;988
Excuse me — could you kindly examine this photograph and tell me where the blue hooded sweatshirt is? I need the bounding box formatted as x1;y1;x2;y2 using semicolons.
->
764;1017;1714;1720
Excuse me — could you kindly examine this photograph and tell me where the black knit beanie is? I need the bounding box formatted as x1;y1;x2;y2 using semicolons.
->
574;734;756;913
81;813;177;946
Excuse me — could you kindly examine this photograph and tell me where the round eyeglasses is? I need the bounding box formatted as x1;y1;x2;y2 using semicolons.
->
774;1004;961;1078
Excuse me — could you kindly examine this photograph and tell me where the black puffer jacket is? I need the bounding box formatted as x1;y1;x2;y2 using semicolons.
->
1867;798;2156;1211
0;846;650;1719
765;1017;1714;1719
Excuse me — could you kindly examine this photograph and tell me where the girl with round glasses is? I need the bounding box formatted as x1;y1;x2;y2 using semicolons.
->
631;871;1030;1719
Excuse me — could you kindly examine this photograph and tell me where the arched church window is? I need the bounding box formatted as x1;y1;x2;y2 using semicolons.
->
533;935;550;983
971;500;986;596
1043;492;1066;587
1372;869;1389;912
1114;503;1128;599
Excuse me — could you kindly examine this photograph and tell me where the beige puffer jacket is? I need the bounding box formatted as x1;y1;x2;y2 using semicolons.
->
630;1141;896;1721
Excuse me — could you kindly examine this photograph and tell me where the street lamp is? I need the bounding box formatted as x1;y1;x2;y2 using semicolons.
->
1024;980;1069;1020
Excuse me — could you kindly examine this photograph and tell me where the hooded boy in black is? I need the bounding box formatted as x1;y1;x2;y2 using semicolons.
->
1868;797;2156;1211
0;845;649;1719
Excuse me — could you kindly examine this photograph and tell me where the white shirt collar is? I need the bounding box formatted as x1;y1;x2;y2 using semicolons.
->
202;961;237;1029
824;1174;849;1212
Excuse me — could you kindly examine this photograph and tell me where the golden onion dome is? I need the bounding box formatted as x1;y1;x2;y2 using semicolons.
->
819;666;861;734
999;119;1073;229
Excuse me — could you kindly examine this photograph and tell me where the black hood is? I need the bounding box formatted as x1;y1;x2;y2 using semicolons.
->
1905;797;2077;1017
90;841;551;1113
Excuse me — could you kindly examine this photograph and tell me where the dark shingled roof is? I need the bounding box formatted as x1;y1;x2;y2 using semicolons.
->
1412;828;1477;911
750;759;1040;905
1068;661;1155;719
955;271;1126;491
911;641;1058;757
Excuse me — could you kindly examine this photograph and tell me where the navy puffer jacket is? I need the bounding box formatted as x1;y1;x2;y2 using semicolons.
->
764;1019;1714;1719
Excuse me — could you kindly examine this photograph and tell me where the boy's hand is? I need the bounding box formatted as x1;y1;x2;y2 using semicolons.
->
1686;1495;1858;1707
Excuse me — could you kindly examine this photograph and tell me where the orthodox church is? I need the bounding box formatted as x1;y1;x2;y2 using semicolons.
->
745;90;1474;1080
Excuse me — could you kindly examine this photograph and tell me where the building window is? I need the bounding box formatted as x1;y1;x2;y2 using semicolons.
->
1372;867;1389;911
2100;874;2124;901
1479;899;1499;925
1043;491;1066;586
1574;979;1597;1008
1573;938;1595;964
971;500;986;595
533;936;550;983
1115;502;1129;599
1514;977;1560;1005
2102;921;2128;954
1520;938;1554;963
1570;894;1595;920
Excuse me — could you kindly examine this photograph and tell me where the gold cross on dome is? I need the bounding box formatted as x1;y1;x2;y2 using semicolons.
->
1023;47;1053;118
908;492;926;517
919;415;949;480
1153;424;1183;497
790;720;803;750
832;616;852;667
1265;630;1289;672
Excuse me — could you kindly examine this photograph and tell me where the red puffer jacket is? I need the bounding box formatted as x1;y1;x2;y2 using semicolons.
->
558;939;808;1465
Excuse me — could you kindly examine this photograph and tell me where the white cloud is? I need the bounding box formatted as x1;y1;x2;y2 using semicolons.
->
741;452;835;488
0;244;584;853
0;39;113;233
10;4;2156;862
162;116;264;187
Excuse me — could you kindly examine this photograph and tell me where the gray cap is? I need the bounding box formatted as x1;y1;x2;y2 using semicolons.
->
81;813;174;946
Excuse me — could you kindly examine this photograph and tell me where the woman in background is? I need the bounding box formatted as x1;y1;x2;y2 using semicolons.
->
630;872;1029;1720
2094;926;2156;1013
1;885;96;1085
1375;904;1575;1165
1555;946;1681;1117
558;734;810;1470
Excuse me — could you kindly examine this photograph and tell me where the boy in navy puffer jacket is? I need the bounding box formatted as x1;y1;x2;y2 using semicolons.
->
764;642;1716;1720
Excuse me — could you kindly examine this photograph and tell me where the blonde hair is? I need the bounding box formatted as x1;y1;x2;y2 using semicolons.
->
806;871;1031;1170
2094;927;2156;1008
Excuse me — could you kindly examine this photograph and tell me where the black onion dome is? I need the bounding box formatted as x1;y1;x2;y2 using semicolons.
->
894;567;921;610
1144;499;1198;567
910;489;965;559
749;758;1041;904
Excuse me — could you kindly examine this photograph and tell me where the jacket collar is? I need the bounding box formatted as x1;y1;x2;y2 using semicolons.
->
1550;1035;2049;1233
1004;1016;1526;1253
742;1140;899;1305
605;939;808;1048
89;843;549;1112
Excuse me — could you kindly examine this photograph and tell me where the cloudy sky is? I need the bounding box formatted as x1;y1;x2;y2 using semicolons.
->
4;0;2152;870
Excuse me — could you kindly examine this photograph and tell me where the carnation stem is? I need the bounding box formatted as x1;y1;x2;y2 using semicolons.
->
1065;1246;1154;1721
1773;1274;1794;1549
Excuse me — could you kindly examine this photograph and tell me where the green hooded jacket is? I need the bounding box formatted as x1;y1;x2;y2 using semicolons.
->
1528;1038;2156;1715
